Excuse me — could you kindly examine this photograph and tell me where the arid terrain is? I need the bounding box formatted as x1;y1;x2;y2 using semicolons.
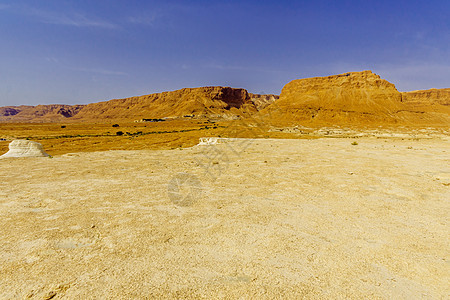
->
1;70;449;157
1;136;449;298
1;71;449;298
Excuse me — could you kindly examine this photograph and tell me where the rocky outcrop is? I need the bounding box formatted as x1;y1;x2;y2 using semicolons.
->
71;87;259;121
262;70;449;125
249;94;279;110
0;87;277;122
401;88;450;107
0;107;22;117
0;140;49;158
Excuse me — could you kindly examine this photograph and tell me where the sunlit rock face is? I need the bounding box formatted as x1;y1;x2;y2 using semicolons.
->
262;70;405;124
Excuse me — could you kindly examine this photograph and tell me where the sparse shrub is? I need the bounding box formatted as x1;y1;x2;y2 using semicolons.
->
112;124;120;127
351;141;358;145
61;125;66;128
116;131;124;136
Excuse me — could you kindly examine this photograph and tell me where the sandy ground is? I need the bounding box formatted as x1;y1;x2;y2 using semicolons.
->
0;137;449;299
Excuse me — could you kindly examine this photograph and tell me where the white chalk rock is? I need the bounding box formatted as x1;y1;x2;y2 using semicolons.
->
197;137;247;146
0;140;49;158
198;137;223;145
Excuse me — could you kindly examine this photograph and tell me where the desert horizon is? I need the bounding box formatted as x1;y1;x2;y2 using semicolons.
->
1;1;449;299
1;70;449;298
1;70;449;124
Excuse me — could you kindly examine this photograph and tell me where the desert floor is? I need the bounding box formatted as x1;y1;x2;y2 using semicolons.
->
0;137;449;299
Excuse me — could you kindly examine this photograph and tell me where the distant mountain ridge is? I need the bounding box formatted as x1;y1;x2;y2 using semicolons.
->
0;105;85;122
0;87;278;123
0;72;448;125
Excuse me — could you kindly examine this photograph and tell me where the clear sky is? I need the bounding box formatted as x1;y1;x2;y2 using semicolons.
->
0;0;449;106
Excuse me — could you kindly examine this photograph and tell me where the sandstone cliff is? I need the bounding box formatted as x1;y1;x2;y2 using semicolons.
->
0;87;274;122
401;88;450;107
263;70;403;124
71;87;258;121
262;71;449;126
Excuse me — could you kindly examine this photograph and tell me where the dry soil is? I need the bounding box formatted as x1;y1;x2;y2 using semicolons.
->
0;137;449;299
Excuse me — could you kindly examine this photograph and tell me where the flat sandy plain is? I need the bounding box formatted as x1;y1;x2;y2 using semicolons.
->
1;136;449;298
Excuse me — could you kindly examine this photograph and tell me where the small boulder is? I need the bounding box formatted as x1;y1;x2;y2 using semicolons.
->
0;140;49;158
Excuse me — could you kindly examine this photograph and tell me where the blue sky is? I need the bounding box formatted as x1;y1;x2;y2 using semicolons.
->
0;0;449;106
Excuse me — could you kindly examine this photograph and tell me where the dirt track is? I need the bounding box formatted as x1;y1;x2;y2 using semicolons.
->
1;137;449;298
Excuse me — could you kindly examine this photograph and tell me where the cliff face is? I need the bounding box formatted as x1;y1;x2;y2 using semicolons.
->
71;86;258;121
263;71;449;125
401;88;450;107
263;70;403;124
0;87;268;122
1;74;448;125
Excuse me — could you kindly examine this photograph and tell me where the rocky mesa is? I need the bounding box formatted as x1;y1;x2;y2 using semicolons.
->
401;88;450;107
262;70;450;126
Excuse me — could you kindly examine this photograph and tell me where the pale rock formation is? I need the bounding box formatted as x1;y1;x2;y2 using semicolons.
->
249;93;279;110
0;140;49;158
197;137;248;145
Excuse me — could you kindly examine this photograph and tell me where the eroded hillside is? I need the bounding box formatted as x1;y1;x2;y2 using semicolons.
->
0;88;277;123
262;71;450;126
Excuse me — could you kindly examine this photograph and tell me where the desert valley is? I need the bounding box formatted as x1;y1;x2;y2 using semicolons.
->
0;70;449;298
1;71;449;155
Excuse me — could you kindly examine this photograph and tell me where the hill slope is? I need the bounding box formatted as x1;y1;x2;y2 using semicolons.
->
0;87;276;123
72;87;258;122
262;71;450;126
401;88;450;107
0;73;448;126
0;105;84;123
